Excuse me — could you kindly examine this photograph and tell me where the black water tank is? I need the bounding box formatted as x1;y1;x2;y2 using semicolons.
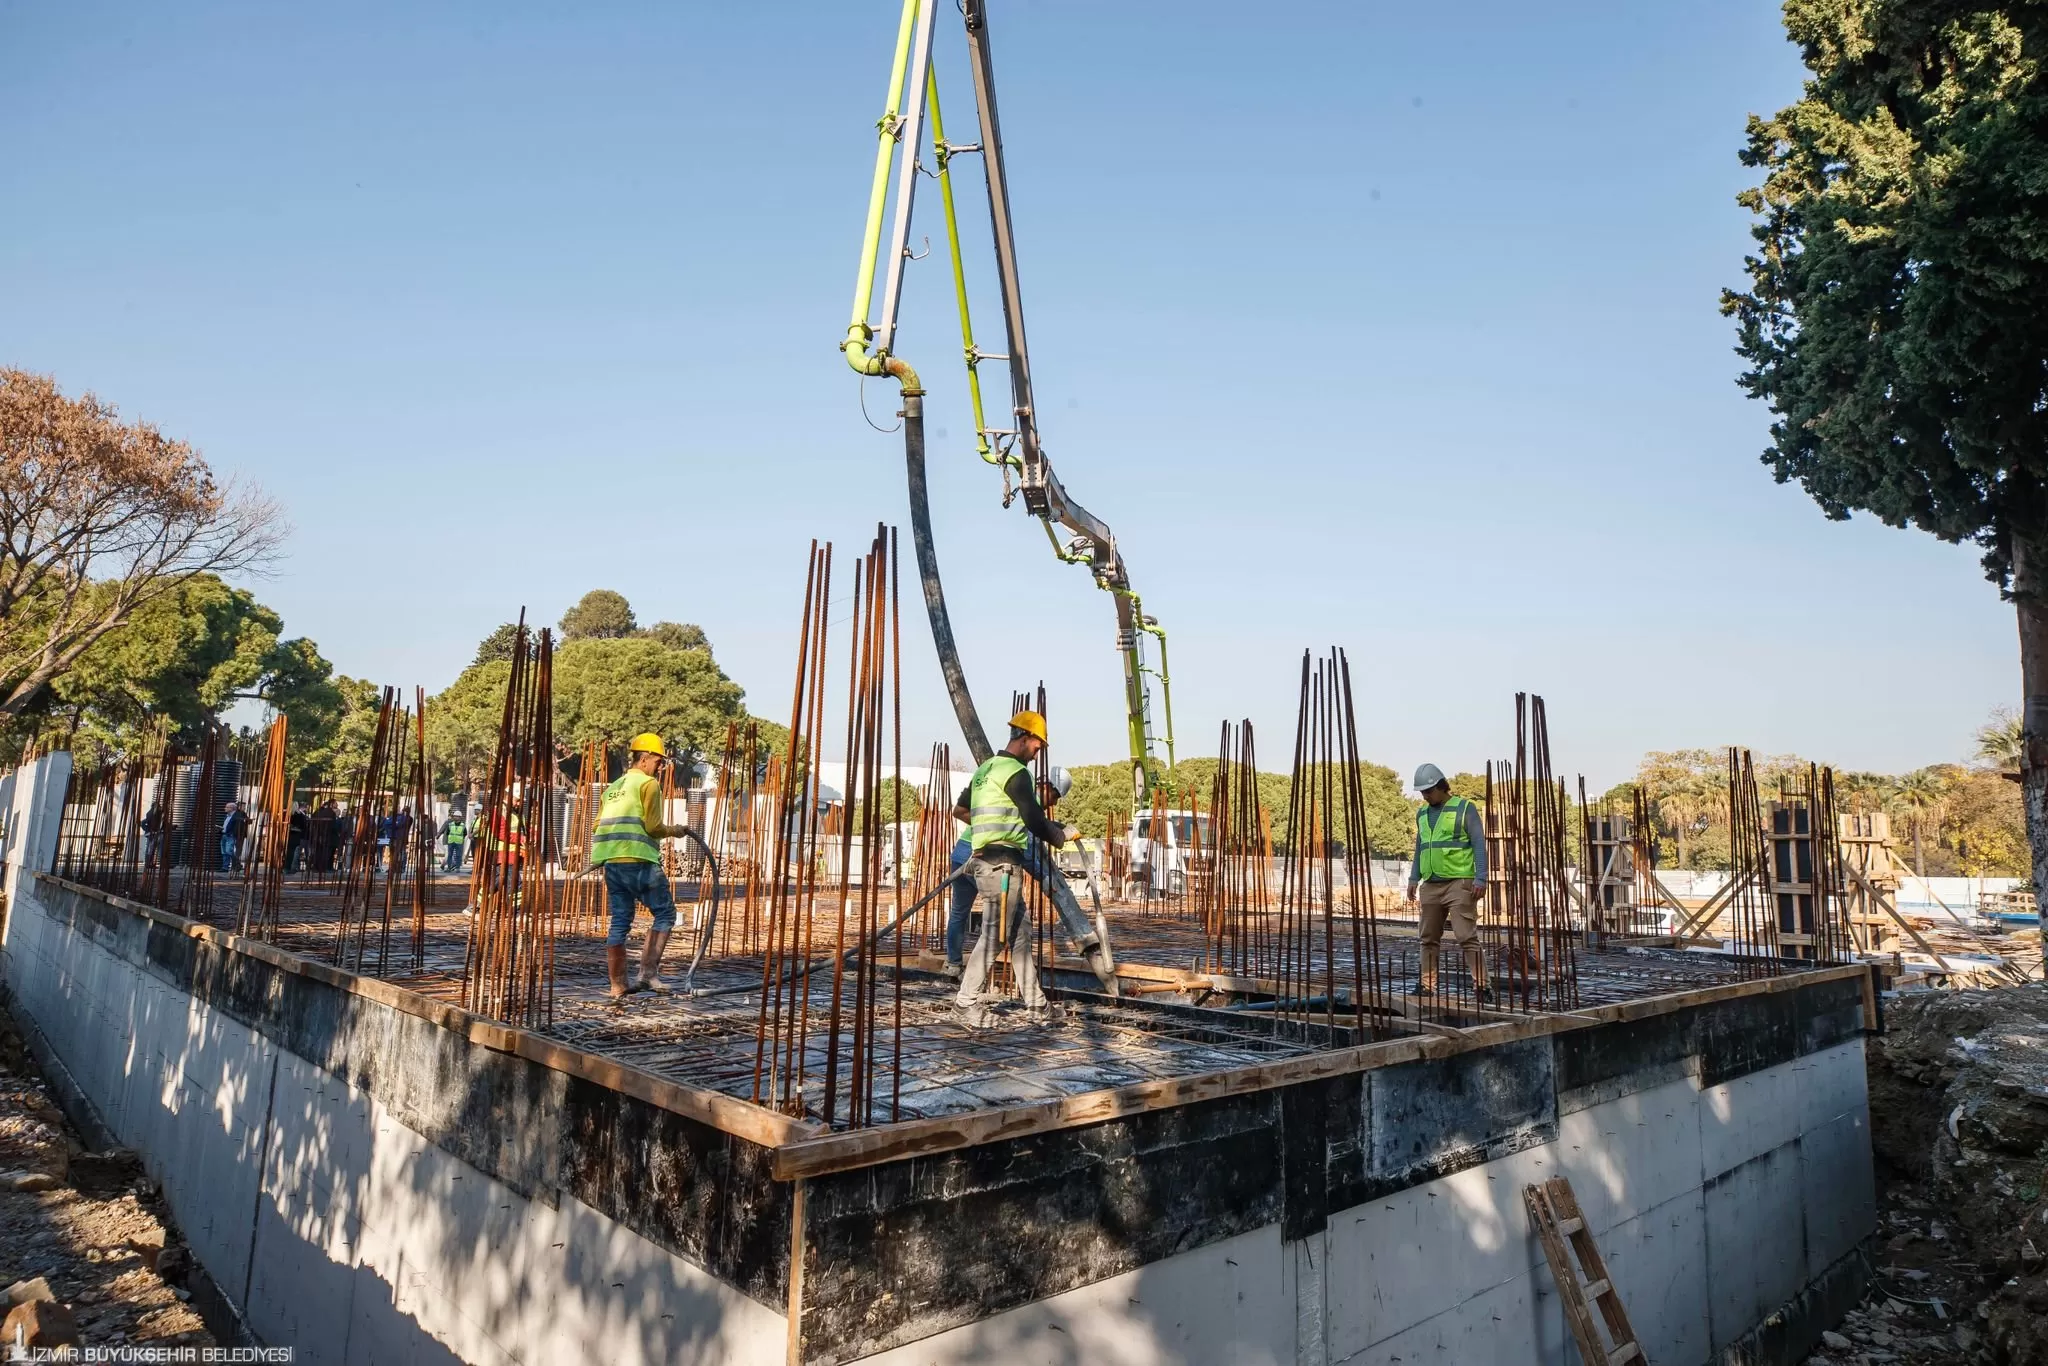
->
166;759;245;868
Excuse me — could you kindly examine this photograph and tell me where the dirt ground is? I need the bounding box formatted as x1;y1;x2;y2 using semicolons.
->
0;1002;212;1351
1805;981;2048;1366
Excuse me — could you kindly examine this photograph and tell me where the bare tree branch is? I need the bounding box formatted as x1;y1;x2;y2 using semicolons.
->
0;369;288;719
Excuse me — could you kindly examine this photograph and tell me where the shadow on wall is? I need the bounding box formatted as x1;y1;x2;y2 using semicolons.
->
20;880;778;1366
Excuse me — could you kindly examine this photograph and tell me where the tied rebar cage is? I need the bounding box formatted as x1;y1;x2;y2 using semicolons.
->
750;529;910;1129
1474;694;1580;1015
1271;648;1390;1036
237;714;292;940
1726;756;1854;972
1200;719;1273;979
331;685;432;977
460;620;559;1028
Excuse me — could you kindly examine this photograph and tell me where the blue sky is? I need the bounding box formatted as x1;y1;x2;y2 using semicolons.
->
0;1;2014;787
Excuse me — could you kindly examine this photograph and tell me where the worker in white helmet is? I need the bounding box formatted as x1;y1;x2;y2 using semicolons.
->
1405;763;1493;1002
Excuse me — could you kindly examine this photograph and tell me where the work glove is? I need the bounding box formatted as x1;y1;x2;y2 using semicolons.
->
1060;824;1081;845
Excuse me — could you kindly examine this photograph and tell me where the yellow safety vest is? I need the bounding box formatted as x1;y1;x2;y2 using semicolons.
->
591;769;660;865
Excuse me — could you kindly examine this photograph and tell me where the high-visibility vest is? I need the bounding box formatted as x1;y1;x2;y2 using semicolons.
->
444;820;465;845
590;768;660;865
491;811;524;865
966;754;1029;854
1414;796;1477;881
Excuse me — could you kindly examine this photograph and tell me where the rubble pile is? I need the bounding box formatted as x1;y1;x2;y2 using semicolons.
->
1811;984;2048;1365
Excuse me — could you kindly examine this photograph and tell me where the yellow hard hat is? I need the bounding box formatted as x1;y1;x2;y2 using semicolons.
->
1008;710;1049;745
628;732;668;758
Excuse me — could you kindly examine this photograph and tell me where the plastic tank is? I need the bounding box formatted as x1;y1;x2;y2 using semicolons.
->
166;759;245;869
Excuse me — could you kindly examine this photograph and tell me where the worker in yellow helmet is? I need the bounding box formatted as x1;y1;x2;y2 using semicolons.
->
591;733;687;1001
950;710;1077;1021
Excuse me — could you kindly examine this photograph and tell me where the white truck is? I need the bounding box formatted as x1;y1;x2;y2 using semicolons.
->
1122;808;1212;899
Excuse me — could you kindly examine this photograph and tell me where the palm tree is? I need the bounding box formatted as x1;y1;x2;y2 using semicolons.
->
1656;786;1710;869
1891;769;1950;878
1975;708;2022;773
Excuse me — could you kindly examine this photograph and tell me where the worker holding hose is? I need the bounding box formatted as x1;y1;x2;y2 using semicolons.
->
943;765;1115;991
952;711;1079;1018
592;732;687;1000
1405;764;1494;1003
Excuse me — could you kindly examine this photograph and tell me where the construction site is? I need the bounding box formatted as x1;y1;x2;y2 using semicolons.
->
6;554;2038;1366
4;4;2047;1366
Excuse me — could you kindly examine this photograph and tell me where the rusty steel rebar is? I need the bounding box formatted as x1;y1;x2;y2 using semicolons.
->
459;619;560;1026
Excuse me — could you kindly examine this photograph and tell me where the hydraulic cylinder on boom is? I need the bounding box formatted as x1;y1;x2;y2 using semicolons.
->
838;0;1176;806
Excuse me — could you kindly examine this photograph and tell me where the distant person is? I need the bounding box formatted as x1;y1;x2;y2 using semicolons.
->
221;801;249;872
376;809;394;872
141;800;164;868
392;807;414;877
1404;764;1492;1002
286;803;310;872
443;812;467;872
309;800;337;873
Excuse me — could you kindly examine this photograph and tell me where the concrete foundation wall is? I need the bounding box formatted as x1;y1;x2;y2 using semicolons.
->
791;972;1876;1366
833;1040;1873;1366
1;757;791;1366
2;757;1878;1366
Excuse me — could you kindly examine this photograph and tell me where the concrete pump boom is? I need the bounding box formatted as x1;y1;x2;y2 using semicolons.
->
840;0;1177;803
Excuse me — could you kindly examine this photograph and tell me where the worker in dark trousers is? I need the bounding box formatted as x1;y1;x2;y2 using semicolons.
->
943;766;1114;990
1405;763;1493;1001
953;711;1076;1020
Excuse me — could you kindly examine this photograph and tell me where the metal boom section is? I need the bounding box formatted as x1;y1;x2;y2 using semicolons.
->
841;0;1177;801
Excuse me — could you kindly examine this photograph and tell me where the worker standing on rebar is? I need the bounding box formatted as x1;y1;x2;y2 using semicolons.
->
952;711;1078;1019
591;733;688;1001
1405;764;1493;1002
941;765;1114;989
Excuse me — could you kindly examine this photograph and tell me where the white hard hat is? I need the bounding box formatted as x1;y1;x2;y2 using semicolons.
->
1041;765;1072;799
1412;763;1447;791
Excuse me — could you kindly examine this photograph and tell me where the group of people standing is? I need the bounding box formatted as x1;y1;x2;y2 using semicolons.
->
128;793;493;880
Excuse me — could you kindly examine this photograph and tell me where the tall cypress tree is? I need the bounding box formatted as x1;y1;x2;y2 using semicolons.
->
1725;2;2048;933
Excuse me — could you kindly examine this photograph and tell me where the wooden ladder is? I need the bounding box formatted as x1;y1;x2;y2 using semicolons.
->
1523;1177;1646;1365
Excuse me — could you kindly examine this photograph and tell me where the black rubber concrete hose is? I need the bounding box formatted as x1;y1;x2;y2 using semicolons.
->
902;388;993;764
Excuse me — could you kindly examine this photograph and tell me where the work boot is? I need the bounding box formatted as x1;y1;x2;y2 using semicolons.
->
636;929;672;995
1465;947;1492;1004
941;961;963;980
958;1000;1001;1030
1415;944;1440;997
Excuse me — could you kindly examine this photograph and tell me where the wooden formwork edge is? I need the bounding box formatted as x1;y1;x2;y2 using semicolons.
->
34;873;820;1149
765;960;1875;1180
35;875;1872;1178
